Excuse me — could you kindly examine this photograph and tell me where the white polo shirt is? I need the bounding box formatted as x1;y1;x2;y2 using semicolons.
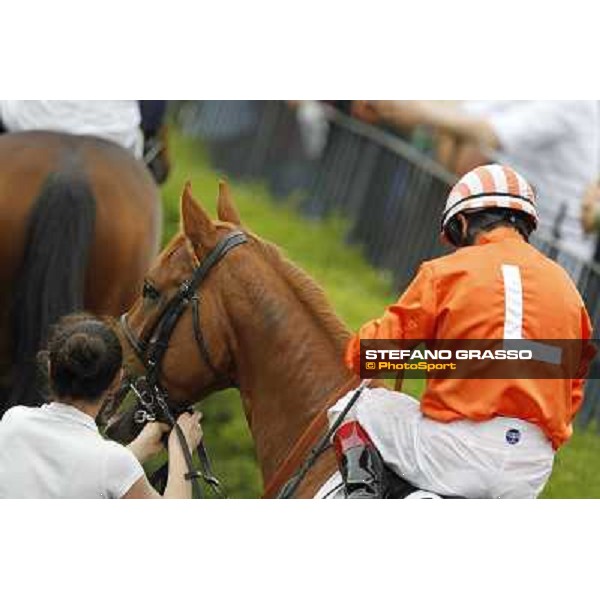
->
464;101;600;261
0;100;143;158
0;402;143;499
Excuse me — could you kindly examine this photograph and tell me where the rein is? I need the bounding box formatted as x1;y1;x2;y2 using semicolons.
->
129;376;224;498
263;375;364;499
116;230;248;498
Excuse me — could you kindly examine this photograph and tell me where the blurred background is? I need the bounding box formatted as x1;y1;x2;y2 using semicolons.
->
162;100;600;498
3;100;599;497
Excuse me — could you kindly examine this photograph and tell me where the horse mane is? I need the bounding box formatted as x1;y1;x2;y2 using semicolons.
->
175;223;351;351
249;233;351;352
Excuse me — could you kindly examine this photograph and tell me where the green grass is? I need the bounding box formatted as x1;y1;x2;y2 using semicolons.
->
158;128;600;498
540;428;600;498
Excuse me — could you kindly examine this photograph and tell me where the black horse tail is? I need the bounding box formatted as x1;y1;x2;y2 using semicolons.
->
8;167;96;409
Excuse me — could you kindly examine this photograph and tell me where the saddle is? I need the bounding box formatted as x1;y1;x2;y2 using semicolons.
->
318;467;459;499
383;466;448;499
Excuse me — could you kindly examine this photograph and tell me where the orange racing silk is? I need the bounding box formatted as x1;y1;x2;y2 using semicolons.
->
345;228;594;449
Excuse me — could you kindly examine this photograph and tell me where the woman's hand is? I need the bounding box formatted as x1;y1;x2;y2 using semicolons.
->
169;411;203;453
128;421;170;464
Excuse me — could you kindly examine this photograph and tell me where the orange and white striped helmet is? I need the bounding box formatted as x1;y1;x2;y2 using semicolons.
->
441;164;538;231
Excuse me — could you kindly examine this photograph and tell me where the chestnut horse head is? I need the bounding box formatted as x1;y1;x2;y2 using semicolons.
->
109;181;358;497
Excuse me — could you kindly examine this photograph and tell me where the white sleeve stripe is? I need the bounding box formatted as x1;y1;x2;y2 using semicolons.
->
501;264;563;364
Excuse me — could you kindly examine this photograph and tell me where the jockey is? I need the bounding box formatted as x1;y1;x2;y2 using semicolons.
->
331;164;594;499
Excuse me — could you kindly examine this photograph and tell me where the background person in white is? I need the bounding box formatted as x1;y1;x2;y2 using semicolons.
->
0;100;143;158
366;100;600;263
0;314;202;499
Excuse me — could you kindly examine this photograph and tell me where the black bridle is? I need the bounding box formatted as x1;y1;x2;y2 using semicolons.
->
116;230;248;498
121;230;247;386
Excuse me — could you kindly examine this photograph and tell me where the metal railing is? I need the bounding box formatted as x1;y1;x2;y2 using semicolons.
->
176;100;600;427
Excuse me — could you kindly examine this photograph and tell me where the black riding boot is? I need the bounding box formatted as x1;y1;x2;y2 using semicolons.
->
333;420;385;499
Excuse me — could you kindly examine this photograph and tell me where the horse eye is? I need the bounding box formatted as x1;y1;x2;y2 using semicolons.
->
142;281;160;301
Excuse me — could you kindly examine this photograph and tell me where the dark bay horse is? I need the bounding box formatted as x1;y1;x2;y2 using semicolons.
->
0;131;162;413
107;181;360;498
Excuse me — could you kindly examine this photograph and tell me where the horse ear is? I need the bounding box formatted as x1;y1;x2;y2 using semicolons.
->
180;181;217;248
217;180;242;226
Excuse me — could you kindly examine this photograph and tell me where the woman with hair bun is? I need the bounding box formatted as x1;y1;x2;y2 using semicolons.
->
0;313;203;499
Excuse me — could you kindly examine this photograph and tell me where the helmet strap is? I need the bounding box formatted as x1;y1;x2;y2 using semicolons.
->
444;213;469;247
458;214;470;246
